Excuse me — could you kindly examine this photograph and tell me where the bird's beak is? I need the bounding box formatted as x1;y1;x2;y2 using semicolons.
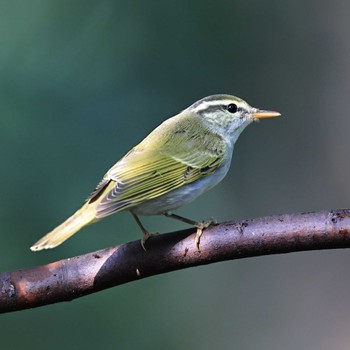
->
252;109;281;119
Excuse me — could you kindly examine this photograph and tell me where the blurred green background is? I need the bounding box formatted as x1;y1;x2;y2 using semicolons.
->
1;0;350;349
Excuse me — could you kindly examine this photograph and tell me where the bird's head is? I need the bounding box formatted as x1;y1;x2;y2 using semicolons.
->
187;94;281;142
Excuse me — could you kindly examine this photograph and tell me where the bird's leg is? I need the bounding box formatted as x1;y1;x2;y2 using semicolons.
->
164;212;217;251
131;213;158;251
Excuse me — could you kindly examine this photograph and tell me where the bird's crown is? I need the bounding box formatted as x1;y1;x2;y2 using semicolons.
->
188;94;249;116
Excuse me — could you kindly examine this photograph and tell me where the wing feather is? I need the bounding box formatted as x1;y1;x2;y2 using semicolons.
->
95;120;227;218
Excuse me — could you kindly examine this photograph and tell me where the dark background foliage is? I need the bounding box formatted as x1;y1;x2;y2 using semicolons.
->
1;1;350;349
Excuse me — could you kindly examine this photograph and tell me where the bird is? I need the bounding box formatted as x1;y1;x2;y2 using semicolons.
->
30;94;280;252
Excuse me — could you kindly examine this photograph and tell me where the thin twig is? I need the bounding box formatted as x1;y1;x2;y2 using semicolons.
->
1;209;350;313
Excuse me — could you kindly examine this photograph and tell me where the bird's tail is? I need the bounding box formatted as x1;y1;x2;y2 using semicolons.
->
30;202;97;251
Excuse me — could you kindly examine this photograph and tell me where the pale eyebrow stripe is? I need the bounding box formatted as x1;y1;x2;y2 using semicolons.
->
191;100;236;113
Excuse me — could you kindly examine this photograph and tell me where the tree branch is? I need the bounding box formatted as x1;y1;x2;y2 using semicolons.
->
1;209;350;313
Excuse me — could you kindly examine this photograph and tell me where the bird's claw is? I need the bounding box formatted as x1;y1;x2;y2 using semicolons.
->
140;231;159;251
194;218;217;251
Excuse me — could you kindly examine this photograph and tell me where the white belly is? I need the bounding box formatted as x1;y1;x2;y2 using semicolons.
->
131;158;231;216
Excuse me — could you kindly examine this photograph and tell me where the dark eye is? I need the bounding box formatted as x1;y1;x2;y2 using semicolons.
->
226;103;238;113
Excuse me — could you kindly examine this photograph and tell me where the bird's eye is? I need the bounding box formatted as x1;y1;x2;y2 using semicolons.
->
226;103;238;113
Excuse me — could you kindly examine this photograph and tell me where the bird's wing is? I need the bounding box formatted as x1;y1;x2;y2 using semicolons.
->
92;130;227;218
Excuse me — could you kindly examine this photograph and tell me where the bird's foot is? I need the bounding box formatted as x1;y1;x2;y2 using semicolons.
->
194;218;217;251
140;231;159;252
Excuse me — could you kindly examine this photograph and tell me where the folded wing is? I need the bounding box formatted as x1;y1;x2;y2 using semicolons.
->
88;129;226;218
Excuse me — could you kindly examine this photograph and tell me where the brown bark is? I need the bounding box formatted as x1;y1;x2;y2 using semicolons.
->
1;209;350;313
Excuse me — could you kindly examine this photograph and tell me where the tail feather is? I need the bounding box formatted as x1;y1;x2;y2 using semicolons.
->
30;203;97;251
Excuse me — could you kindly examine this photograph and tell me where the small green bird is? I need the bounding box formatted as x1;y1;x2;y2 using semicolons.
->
31;94;280;251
